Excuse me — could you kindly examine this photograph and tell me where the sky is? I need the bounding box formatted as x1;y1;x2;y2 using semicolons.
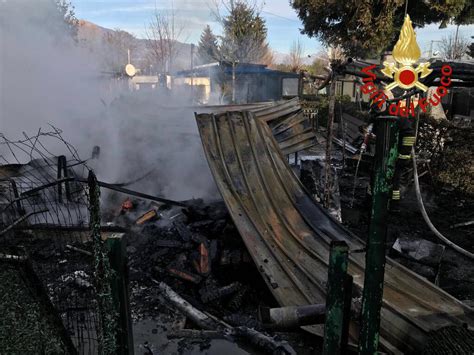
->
72;0;474;57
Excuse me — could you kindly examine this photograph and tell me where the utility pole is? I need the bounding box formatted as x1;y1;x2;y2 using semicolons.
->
429;40;442;58
191;43;194;102
232;61;236;103
453;24;460;59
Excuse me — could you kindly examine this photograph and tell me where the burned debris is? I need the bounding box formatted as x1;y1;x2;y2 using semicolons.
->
1;26;474;355
2;79;474;354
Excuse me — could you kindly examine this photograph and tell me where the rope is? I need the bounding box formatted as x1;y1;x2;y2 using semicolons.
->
412;146;474;260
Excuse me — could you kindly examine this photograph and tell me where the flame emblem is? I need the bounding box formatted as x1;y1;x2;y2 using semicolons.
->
382;15;432;92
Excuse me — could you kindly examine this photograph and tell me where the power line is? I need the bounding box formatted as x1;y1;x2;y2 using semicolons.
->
261;10;300;23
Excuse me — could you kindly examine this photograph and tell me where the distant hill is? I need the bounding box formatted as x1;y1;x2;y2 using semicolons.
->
77;19;194;73
77;20;314;72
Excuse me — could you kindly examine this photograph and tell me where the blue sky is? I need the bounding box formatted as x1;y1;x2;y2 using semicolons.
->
72;0;474;56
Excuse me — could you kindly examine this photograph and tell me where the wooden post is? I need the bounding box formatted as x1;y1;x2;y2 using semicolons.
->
57;156;64;203
324;71;336;208
9;179;24;215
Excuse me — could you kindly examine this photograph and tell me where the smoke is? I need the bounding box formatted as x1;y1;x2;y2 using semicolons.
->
0;0;218;201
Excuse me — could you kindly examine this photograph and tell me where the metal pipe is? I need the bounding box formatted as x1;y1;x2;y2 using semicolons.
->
259;304;326;328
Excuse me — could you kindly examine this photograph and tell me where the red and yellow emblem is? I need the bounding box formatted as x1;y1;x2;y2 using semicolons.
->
382;15;432;92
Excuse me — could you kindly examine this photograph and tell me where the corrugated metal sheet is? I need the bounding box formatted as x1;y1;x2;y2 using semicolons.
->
195;110;474;353
196;98;316;155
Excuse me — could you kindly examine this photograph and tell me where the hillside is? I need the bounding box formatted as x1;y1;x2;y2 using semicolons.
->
77;19;194;73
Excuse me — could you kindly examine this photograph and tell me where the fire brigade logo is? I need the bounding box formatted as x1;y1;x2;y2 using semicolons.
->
382;15;432;92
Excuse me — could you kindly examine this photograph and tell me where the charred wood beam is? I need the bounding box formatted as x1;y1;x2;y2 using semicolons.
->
66;244;93;256
0;209;48;236
157;281;222;330
233;326;296;355
199;282;241;303
155;281;296;355
165;268;203;284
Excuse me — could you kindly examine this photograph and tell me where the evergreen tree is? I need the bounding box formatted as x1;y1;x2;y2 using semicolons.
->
291;0;473;58
197;25;220;64
55;0;79;40
220;1;270;63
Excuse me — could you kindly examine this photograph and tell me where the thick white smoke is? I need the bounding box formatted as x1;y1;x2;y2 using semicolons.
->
0;0;218;201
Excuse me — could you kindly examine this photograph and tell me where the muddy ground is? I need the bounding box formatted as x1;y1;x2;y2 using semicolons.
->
338;160;474;303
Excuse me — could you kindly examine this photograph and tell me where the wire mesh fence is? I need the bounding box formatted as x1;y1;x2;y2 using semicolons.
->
0;128;119;354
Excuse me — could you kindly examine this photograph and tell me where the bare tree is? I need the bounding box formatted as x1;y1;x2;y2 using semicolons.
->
260;48;276;68
145;7;185;73
287;39;304;72
438;32;470;60
327;45;345;61
102;29;137;73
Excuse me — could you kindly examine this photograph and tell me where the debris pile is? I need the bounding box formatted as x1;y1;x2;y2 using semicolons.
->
112;197;273;325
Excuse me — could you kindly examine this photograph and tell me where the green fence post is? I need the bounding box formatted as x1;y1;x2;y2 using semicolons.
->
106;233;134;354
341;274;353;354
323;240;350;355
88;170;119;355
358;116;399;354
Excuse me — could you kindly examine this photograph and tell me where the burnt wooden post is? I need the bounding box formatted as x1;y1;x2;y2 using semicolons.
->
323;240;350;355
105;233;134;354
358;116;399;354
57;156;63;203
9;179;25;216
324;70;336;208
57;155;71;202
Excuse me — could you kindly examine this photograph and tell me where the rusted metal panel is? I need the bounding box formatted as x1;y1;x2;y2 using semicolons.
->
196;98;316;155
253;97;301;122
195;110;474;354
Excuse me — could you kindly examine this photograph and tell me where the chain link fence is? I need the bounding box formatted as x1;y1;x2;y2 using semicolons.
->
0;128;121;354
